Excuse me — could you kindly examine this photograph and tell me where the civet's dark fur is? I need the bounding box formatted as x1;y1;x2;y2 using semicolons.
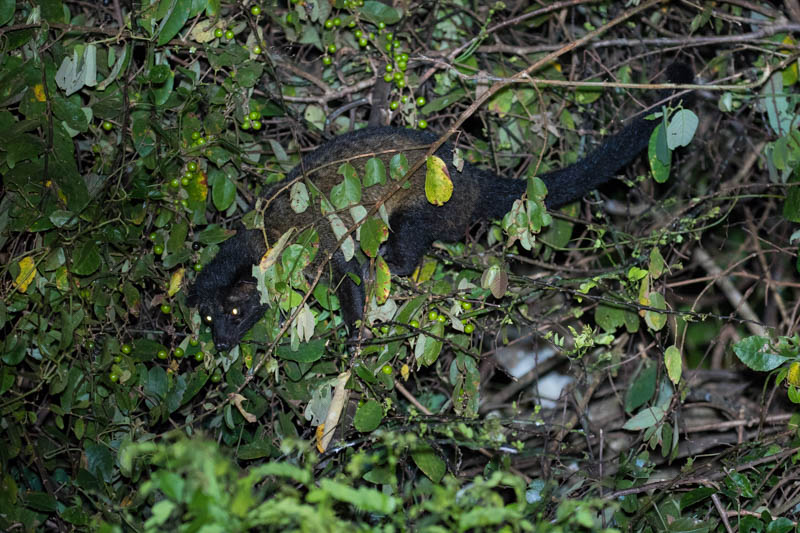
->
188;65;693;350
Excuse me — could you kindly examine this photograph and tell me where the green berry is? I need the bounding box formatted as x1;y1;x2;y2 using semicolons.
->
110;372;119;382
461;301;472;310
196;137;206;145
194;351;204;362
174;347;184;358
428;311;438;320
333;17;341;26
328;44;337;53
253;45;262;54
251;5;261;16
395;78;405;88
211;371;222;383
436;314;446;323
354;29;363;38
121;343;132;354
418;119;427;129
323;56;333;65
409;319;419;328
191;131;201;140
225;29;234;40
102;120;113;131
189;337;199;347
378;22;386;30
385;64;393;72
113;355;122;363
401;95;408;103
160;303;171;314
464;323;475;334
214;28;224;38
154;244;164;255
358;37;368;47
397;60;407;71
157;349;168;359
241;120;251;130
251;120;262;130
325;19;334;29
389;101;399;110
286;13;294;23
169;178;180;188
383;73;393;82
187;161;198;172
148;232;157;241
381;364;392;375
416;96;426;107
380;325;390;334
193;263;203;272
248;110;261;120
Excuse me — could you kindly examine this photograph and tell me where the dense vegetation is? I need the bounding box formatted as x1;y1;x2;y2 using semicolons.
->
2;0;800;530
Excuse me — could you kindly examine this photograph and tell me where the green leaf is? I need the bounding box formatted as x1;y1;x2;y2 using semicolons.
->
666;109;698;149
389;153;409;180
290;182;310;213
354;399;383;432
237;61;264;88
421;89;466;114
622;405;666;431
648;123;671;183
733;336;792;372
411;443;445;483
595;304;625;333
360;0;402;24
156;0;192;46
624;361;656;413
330;164;361;208
277;338;326;363
364;157;387;187
24;491;58;512
85;442;114;483
360;217;388;258
679;487;715;510
317;479;397;514
644;292;667;331
0;0;15;26
415;322;443;366
212;175;236;211
53;96;89;132
783;174;800;223
145;366;169;400
649;248;665;278
71;240;101;275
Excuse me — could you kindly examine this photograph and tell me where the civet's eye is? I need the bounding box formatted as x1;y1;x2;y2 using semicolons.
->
231;308;239;316
204;315;213;324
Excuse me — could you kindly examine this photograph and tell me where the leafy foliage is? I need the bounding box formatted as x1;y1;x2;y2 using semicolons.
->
2;0;800;531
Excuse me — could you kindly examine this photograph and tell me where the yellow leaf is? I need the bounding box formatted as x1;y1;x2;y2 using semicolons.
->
788;362;800;387
14;257;37;293
412;259;437;283
168;268;184;297
400;363;410;381
664;345;682;384
33;84;47;102
425;155;452;206
374;256;391;304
